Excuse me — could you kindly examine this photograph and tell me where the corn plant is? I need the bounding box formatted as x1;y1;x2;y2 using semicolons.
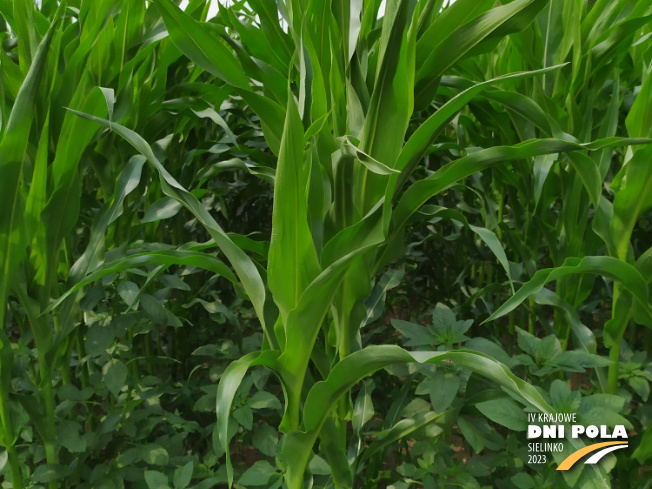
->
0;4;104;484
464;0;652;395
0;0;196;485
47;1;652;488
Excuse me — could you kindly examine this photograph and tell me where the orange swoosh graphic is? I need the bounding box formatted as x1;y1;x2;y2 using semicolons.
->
557;441;628;470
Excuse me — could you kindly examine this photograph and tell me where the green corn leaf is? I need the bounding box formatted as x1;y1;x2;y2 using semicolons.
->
609;71;652;260
603;292;633;349
362;0;414;167
267;94;321;326
48;153;148;351
361;268;404;328
46;250;241;318
485;256;652;325
610;147;652;260
354;410;450;467
0;6;65;458
66;109;270;343
566;152;602;208
339;137;400;175
24;112;50;239
416;0;494;73
0;9;62;428
238;91;285;155
14;279;53;361
319;418;354;487
321;201;384;268
393;137;651;235
357;0;415;213
155;0;250;89
277;205;385;432
532;288;597;354
284;345;609;489
0;4;60;312
585;14;652;87
415;206;514;293
114;0;146;69
68;156;146;284
479;88;571;140
352;379;375;437
626;65;652;140
141;197;183;224
636;247;652;285
12;0;38;71
414;0;549;108
194;158;275;186
221;6;286;75
392;65;568;198
41;83;108;290
469;224;515;294
154;0;286;154
302;346;548;432
215;350;279;488
246;0;293;66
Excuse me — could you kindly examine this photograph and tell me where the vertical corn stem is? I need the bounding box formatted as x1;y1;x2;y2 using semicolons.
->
607;239;634;393
607;283;630;395
607;343;621;394
6;447;23;489
38;348;59;489
0;378;22;489
16;286;59;486
0;309;20;486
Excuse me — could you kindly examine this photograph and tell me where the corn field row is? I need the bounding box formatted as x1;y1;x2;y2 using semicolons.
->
0;1;651;488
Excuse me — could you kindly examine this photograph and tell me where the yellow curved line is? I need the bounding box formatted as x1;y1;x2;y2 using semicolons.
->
557;441;628;470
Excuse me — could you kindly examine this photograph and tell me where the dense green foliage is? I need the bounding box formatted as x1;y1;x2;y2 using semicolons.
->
0;0;651;488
